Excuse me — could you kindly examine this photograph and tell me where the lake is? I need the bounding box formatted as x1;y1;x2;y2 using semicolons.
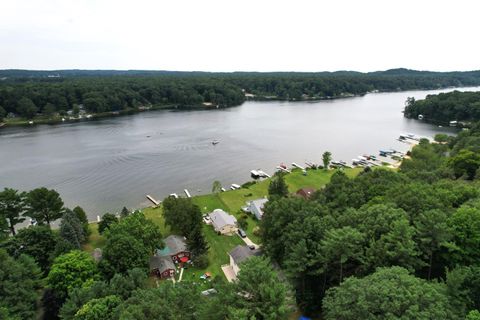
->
1;87;478;220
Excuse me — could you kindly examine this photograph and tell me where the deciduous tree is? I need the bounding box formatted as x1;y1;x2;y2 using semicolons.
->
323;267;453;320
322;151;332;170
0;188;26;235
0;250;42;320
47;250;99;299
268;173;289;199
25;187;64;226
98;213;118;234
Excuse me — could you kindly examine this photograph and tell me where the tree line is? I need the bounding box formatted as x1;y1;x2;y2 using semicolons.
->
2;69;480;120
404;90;480;124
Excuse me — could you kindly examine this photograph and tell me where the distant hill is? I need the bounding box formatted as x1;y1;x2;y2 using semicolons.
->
1;68;479;79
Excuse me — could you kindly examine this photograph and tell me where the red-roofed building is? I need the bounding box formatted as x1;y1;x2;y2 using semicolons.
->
296;188;316;199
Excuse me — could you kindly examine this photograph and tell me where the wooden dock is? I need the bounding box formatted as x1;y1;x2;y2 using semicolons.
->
292;162;305;170
276;166;291;173
146;195;160;206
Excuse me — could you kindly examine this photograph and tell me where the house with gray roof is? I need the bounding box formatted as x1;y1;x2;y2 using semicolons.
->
150;255;176;279
248;198;268;220
156;235;190;263
209;209;238;235
228;245;262;278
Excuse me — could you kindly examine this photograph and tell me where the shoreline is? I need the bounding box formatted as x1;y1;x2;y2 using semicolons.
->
3;85;477;129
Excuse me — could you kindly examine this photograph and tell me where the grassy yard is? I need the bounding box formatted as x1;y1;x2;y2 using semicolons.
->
82;223;106;253
143;206;172;237
194;224;244;277
83;167;363;282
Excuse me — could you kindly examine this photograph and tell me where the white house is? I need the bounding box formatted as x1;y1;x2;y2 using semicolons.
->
209;209;238;235
248;198;268;220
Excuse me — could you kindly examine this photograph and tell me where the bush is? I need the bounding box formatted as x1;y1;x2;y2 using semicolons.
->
238;216;248;230
193;254;209;269
253;226;262;237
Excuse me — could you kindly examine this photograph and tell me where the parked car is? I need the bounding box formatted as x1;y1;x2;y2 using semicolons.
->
238;228;247;238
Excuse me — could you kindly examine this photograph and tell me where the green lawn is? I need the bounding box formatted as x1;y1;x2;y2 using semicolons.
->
82;223;106;253
192;194;229;213
196;224;244;277
143;206;172;237
83;167;363;281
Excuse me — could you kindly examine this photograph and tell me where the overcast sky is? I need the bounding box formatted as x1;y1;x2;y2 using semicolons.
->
1;0;479;72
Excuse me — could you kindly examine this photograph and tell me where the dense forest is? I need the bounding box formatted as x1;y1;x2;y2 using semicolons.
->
260;122;480;318
1;68;480;121
404;90;480;124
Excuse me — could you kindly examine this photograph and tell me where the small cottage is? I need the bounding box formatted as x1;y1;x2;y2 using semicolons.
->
156;235;190;263
150;256;175;279
229;245;262;277
248;198;268;220
209;209;238;235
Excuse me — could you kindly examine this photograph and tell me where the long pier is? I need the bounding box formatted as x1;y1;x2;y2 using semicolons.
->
146;194;160;206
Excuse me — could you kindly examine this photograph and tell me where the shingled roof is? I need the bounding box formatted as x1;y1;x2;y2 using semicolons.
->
229;245;262;265
209;209;237;230
157;235;188;257
149;255;175;274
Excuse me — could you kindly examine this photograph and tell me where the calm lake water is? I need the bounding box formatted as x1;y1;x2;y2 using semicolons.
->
1;87;478;220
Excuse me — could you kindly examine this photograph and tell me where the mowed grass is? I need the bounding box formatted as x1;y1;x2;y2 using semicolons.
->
83;167;362;280
82;223;106;253
196;224;244;277
143;206;172;237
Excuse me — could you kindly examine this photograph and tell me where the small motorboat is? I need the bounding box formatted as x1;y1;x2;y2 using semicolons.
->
212;140;220;145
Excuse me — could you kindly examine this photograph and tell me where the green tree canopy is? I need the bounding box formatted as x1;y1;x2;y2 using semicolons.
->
162;196;202;237
448;149;480;180
3;225;59;272
0;250;42;320
117;282;202;320
322;151;332;170
98;213;118;234
17;97;38;119
268;172;289;199
59;209;87;251
235;256;290;320
0;188;25;235
74;295;121;320
448;206;480;265
106;211;162;253
323;266;453;320
25;187;64;226
60;268;148;319
0;105;6;121
73;206;90;236
99;233;150;278
47;250;100;299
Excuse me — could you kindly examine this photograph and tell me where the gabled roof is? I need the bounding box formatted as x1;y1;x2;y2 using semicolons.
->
157;235;188;256
150;255;175;273
249;198;268;212
209;209;237;229
229;245;262;265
